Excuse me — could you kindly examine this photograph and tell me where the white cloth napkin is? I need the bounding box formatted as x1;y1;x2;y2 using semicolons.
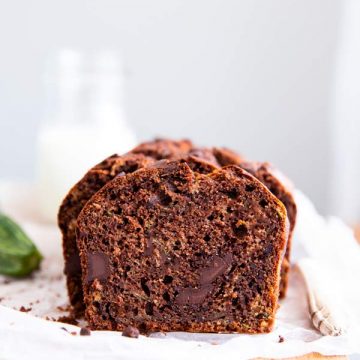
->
293;191;360;339
0;183;359;359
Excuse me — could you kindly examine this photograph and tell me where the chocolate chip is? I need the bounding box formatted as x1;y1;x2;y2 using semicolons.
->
278;335;285;343
199;253;232;285
86;251;110;283
122;325;140;338
80;327;91;336
175;284;213;305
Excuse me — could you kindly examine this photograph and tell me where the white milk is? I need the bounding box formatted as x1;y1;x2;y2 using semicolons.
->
36;50;137;223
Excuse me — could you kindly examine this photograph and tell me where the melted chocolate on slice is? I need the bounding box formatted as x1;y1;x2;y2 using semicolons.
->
86;251;110;282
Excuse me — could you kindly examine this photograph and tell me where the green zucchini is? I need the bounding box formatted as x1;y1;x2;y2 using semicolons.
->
0;212;43;277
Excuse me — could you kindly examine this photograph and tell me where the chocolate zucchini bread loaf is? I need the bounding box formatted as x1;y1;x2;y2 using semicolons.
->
58;139;194;315
77;160;288;333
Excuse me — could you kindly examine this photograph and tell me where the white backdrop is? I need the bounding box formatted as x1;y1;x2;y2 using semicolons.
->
0;0;345;214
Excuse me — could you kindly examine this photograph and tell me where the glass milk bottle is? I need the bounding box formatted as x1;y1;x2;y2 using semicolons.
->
36;49;137;223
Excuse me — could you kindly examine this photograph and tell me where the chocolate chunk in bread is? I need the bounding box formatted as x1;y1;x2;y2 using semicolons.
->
58;153;154;315
77;159;288;333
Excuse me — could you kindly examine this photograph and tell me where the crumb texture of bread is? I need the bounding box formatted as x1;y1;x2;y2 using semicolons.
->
77;160;288;334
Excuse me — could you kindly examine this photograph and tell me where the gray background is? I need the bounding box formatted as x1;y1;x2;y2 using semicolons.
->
0;0;348;215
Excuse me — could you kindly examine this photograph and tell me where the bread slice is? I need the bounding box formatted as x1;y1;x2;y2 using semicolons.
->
210;147;296;297
239;162;297;298
58;153;154;315
77;160;288;333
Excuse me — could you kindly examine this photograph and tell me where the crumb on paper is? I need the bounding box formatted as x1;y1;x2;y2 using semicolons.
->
122;326;140;338
278;335;285;343
19;306;32;313
60;327;77;336
45;316;56;321
80;327;91;336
